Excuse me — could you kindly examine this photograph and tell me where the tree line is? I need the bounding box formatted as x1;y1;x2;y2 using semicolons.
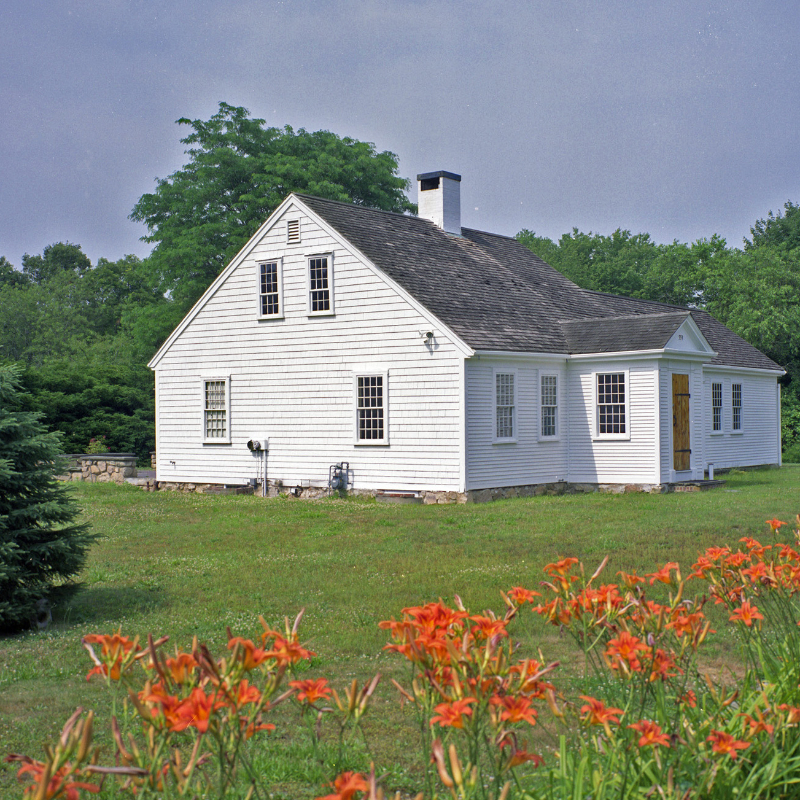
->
1;102;798;461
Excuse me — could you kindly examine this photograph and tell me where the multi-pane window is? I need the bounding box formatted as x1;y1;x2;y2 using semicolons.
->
496;373;515;439
259;261;280;316
357;376;384;441
204;380;228;440
541;375;558;438
309;256;331;312
712;382;722;432
597;373;626;435
732;383;742;431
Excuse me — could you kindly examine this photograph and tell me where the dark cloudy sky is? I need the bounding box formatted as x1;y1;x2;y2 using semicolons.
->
2;0;799;268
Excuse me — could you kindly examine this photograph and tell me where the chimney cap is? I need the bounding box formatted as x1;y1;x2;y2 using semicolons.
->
416;170;461;182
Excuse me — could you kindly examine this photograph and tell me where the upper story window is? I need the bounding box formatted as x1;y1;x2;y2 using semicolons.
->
541;374;558;438
203;377;230;443
732;383;742;431
356;374;387;443
495;372;516;442
308;254;334;315
712;382;722;432
596;372;627;437
257;260;283;318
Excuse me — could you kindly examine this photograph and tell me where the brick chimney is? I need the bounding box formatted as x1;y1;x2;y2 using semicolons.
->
417;171;461;235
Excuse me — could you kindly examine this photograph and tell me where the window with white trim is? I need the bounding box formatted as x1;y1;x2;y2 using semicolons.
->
540;374;558;438
258;260;282;318
732;383;742;431
308;255;333;314
712;382;722;432
203;378;230;443
597;373;626;436
495;372;516;440
356;375;386;442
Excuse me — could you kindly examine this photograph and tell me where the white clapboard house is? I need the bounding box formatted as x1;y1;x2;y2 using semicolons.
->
148;171;784;499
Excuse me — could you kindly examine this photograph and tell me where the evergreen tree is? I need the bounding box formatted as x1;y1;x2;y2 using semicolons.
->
0;364;94;632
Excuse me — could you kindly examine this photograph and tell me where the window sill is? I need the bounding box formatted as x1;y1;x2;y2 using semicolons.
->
257;314;284;322
592;434;631;442
354;440;389;447
203;440;232;445
492;438;517;445
308;311;335;317
710;431;724;436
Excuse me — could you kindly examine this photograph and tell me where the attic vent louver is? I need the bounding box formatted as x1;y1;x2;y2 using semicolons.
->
287;220;300;244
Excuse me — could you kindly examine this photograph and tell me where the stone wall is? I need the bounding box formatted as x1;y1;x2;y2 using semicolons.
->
73;454;138;484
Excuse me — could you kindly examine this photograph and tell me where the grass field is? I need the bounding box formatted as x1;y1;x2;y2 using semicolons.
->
1;466;798;797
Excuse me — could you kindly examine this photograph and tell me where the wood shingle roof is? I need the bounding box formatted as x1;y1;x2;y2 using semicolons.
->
298;194;783;372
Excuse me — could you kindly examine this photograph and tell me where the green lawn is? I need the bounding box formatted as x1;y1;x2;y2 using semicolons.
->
1;466;798;797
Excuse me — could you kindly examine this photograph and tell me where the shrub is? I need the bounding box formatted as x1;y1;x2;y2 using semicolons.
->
0;364;94;632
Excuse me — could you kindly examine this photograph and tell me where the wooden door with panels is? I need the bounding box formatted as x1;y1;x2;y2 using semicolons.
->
672;374;691;471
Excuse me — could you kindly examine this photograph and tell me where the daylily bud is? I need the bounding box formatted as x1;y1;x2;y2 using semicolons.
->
448;743;463;786
431;739;454;788
77;711;94;762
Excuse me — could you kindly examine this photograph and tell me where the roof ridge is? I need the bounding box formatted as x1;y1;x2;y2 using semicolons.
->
293;192;421;221
581;288;693;312
559;310;690;325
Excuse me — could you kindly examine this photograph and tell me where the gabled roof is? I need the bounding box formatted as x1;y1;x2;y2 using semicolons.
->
297;194;783;372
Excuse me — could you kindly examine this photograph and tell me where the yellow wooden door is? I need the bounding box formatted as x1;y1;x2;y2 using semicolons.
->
672;374;691;471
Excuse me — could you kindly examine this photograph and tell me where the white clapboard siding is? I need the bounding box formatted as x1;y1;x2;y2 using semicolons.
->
566;359;659;484
154;203;464;491
465;358;568;489
701;371;781;470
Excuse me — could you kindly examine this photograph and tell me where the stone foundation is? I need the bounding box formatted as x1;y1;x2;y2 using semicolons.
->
74;454;138;484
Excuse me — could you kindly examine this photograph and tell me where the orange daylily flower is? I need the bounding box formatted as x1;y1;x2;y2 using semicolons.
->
647;648;681;682
740;709;774;736
730;601;765;627
290;678;332;704
229;679;261;709
241;718;276;739
778;704;800;724
8;758;101;800
544;557;579;577
617;569;646;588
140;683;184;730
490;695;539;725
317;771;369;800
507;586;541;605
83;632;139;681
498;735;545;768
430;697;476;729
707;730;750;759
646;562;679;586
173;687;224;733
740;537;771;558
680;690;697;708
165;652;198;684
766;518;788;532
227;637;272;670
605;631;649;672
262;633;315;665
470;615;509;640
579;696;623;727
629;720;670;747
